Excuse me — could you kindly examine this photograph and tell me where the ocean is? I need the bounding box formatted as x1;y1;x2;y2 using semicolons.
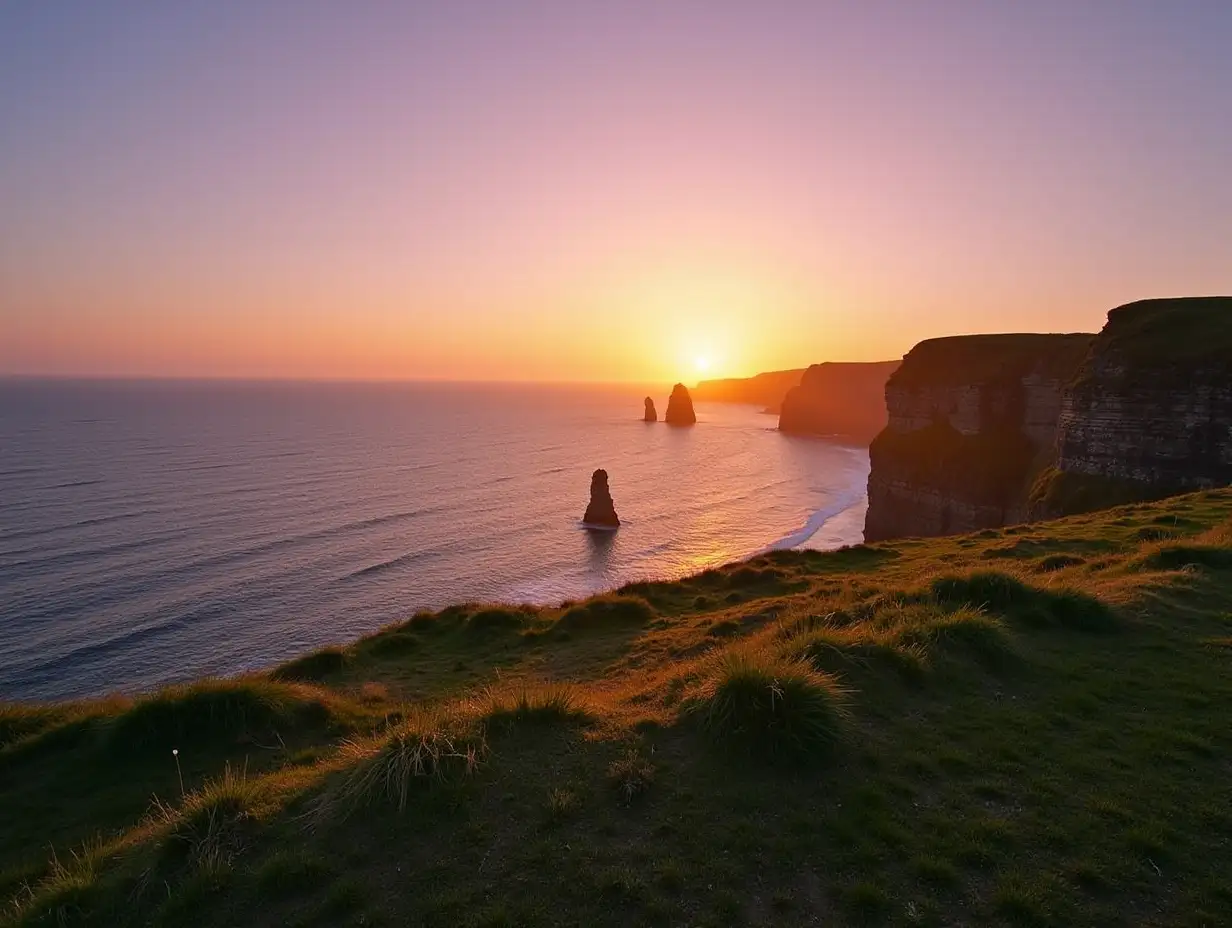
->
0;380;868;702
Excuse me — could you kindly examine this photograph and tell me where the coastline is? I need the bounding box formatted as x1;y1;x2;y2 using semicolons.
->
5;489;1231;927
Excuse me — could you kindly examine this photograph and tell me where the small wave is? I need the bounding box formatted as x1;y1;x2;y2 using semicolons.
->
761;487;868;553
0;466;40;478
46;479;103;490
338;549;437;581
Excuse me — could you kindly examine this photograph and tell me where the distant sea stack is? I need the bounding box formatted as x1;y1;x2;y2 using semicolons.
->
663;384;696;426
582;469;620;528
1034;297;1232;516
778;361;902;444
643;397;657;422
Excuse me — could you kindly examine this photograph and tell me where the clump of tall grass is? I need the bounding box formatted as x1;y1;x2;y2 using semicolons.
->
927;569;1117;632
607;748;655;803
7;839;107;925
1127;516;1232;572
695;645;849;761
555;594;654;631
153;763;264;874
0;703;68;748
776;609;929;683
1034;554;1087;573
467;606;534;633
270;646;349;682
317;707;486;818
885;604;1016;667
476;682;592;730
106;678;339;752
1138;542;1232;572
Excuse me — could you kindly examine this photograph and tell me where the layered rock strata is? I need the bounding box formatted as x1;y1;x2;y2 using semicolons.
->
1036;297;1232;515
864;334;1093;541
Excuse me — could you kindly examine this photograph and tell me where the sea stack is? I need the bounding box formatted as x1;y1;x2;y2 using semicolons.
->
582;469;620;528
664;383;696;426
643;397;657;422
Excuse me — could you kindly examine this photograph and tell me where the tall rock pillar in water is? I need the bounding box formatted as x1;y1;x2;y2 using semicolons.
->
664;384;696;425
582;469;620;528
643;397;658;422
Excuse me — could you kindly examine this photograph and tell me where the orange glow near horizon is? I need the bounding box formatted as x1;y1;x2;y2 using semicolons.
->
4;6;1230;382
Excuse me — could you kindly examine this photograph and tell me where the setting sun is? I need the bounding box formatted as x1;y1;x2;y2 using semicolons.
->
693;356;712;373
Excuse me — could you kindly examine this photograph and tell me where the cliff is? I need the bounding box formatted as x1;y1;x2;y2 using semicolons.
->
1034;297;1232;515
6;491;1232;927
690;368;806;411
865;333;1093;541
778;360;901;443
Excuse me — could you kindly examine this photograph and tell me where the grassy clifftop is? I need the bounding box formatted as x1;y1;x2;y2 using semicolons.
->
889;333;1094;388
1097;297;1232;367
4;492;1232;926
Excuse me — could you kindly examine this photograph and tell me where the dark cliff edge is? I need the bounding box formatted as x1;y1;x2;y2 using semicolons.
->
864;333;1094;541
1032;297;1232;517
690;369;806;412
778;360;901;444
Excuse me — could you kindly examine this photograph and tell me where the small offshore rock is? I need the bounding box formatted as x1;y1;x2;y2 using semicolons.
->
583;468;620;528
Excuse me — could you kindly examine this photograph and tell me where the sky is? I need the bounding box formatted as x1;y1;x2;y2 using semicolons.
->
1;2;1230;383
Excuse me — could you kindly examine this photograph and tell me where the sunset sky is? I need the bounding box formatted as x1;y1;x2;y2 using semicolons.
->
2;2;1230;382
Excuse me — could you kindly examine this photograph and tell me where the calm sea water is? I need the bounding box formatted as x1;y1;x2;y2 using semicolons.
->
0;380;868;702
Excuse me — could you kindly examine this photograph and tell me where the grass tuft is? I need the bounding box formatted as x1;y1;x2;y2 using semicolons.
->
726;565;786;588
105;678;339;752
317;707;485;817
270;646;349;682
477;682;592;729
0;704;73;749
467;606;533;633
1140;544;1232;572
889;604;1017;666
154;764;264;875
7;840;106;925
607;748;655;804
696;645;849;761
556;594;654;631
928;570;1116;632
1034;554;1087;573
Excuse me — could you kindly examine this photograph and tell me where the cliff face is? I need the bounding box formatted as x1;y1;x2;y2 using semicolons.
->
778;361;901;444
1036;297;1232;515
865;334;1094;541
690;369;806;412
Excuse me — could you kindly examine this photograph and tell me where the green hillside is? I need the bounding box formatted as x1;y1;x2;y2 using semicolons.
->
4;492;1232;927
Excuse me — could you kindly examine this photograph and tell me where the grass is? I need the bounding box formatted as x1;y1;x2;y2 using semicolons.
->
888;333;1093;388
104;678;343;753
269;646;349;682
477;682;592;729
1087;296;1232;368
4;488;1232;926
695;646;849;760
554;594;654;631
317;706;485;817
155;764;265;874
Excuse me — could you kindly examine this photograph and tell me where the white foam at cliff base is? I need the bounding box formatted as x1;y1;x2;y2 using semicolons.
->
761;485;868;553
